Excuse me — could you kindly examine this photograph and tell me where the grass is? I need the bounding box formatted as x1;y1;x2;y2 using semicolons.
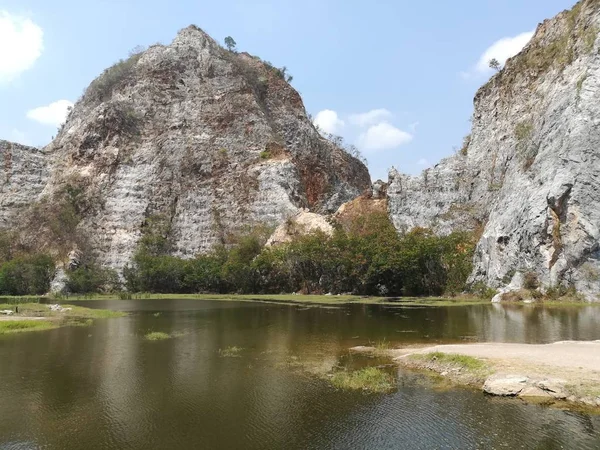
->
412;352;488;371
0;303;125;336
0;303;125;319
219;346;243;357
330;367;396;393
145;331;170;341
0;320;56;335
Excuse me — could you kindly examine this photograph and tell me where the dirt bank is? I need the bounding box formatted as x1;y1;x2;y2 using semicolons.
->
353;341;600;409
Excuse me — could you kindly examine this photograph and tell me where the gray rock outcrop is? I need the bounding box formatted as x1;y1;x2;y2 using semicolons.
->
16;26;369;271
0;141;48;228
388;0;600;300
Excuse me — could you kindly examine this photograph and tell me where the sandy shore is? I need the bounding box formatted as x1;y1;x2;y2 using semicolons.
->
392;341;600;372
353;341;600;409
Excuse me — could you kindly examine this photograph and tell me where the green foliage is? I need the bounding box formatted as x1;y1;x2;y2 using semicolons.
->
86;48;144;102
470;282;498;300
0;320;56;335
330;367;395;393
122;214;475;297
0;254;54;295
259;150;271;159
411;352;487;372
263;61;294;83
224;36;237;52
66;265;120;294
488;58;501;71
145;331;170;341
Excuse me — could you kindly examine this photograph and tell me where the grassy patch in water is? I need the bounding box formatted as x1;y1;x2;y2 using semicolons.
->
144;331;171;341
409;352;488;372
219;346;243;357
330;367;396;393
0;320;56;335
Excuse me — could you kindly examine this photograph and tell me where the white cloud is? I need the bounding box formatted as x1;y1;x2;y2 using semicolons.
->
475;31;534;74
0;11;44;84
349;109;392;127
27;100;74;127
313;109;345;134
357;122;413;151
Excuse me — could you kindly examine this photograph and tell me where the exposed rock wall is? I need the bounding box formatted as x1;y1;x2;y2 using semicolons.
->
36;26;370;271
388;0;600;299
0;141;48;228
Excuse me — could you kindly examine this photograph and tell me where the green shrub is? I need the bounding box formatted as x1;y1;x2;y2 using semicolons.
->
0;254;54;295
66;265;120;294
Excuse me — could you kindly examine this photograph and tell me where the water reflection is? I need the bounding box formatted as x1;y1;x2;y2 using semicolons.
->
0;300;599;449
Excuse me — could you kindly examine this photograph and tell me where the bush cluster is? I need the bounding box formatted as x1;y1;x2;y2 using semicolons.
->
0;254;54;295
121;213;475;297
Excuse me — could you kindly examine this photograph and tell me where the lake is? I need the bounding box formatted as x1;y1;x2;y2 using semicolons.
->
1;300;600;449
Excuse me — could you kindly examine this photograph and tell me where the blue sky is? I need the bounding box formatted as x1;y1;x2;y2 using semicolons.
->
0;0;577;180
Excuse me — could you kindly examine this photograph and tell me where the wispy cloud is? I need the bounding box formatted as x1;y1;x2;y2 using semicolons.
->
349;109;392;127
357;122;413;152
27;100;74;127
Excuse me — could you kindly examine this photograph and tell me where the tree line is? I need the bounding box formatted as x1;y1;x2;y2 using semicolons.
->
0;212;476;297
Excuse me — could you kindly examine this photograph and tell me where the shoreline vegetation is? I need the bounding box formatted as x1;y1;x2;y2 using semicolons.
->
351;343;600;411
1;293;596;308
0;302;125;335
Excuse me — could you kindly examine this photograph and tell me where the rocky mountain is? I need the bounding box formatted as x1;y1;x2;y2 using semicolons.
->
2;26;370;272
389;0;600;299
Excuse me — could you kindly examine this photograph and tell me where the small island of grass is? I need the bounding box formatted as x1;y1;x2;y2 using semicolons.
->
145;331;171;341
330;367;396;393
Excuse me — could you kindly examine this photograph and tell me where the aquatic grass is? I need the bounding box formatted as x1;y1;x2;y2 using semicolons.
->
0;320;56;335
219;346;243;357
330;367;396;393
144;331;171;341
410;352;488;372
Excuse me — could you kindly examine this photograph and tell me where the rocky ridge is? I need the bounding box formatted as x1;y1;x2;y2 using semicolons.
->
1;26;370;272
388;0;600;299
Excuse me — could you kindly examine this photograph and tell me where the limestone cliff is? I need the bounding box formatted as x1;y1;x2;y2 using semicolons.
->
389;0;600;299
19;26;369;271
0;141;48;229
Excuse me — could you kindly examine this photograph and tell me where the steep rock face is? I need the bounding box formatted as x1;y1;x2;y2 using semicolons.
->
40;26;370;271
0;141;49;228
389;0;600;299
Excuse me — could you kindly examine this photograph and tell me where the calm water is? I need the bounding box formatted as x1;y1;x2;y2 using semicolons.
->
1;300;600;449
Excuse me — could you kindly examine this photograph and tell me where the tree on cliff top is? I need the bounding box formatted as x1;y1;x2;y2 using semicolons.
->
224;36;237;52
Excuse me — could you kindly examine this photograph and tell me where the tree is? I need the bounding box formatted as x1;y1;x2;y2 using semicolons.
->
224;36;237;52
489;58;501;71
